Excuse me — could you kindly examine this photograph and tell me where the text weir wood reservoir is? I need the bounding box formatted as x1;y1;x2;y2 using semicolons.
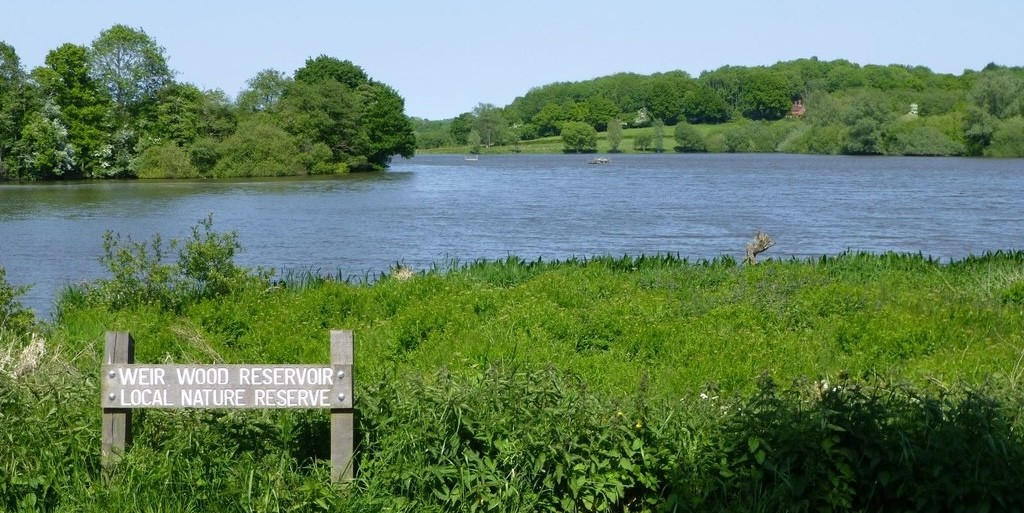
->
101;364;353;409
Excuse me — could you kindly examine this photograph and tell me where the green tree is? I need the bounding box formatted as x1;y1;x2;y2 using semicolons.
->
292;55;415;168
135;141;199;178
738;68;792;121
778;124;845;154
92;127;139;178
473;103;506;147
841;90;896;155
412;117;453;149
560;121;597;153
140;84;235;151
213;115;303;177
681;85;730;124
90;24;172;122
606;118;623;152
968;70;1024;119
33;43;112;177
963;107;997;155
721;121;792;153
698;65;745;110
142;82;205;145
651;119;666;153
862;64;924;91
294;55;369;89
358;82;416;167
645;71;693;124
236;69;291;113
886;124;963;156
823;59;866;91
532;102;566;136
277;79;363;164
196;89;237;140
985;117;1024;157
467;129;482;154
449;112;474;145
673;122;705;152
565;100;590;123
0;42;35;178
188;137;221;175
584;96;618;130
634;133;652;152
803;90;842;126
16;102;75;179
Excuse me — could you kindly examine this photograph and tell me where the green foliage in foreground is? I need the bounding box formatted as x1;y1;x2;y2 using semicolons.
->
3;224;1024;510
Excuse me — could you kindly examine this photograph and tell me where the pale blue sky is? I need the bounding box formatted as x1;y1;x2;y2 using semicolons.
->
3;1;1022;119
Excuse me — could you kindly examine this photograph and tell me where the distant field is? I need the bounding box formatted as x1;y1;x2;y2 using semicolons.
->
417;120;782;155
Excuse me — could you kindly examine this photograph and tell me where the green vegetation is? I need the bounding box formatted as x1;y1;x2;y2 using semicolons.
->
0;28;415;181
417;59;1024;158
3;221;1024;510
560;121;598;153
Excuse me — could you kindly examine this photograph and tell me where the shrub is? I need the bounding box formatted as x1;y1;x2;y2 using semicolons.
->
710;375;1024;512
673;122;706;152
885;122;964;156
633;133;653;152
188;136;221;176
721;122;793;153
356;365;692;512
135;142;200;179
985;117;1024;157
213;116;304;177
779;124;846;154
81;214;252;311
561;121;598;153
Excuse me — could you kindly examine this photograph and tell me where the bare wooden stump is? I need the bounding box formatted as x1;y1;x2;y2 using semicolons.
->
745;231;776;264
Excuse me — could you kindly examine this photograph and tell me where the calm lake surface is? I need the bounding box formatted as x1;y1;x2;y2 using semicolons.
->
2;153;1022;317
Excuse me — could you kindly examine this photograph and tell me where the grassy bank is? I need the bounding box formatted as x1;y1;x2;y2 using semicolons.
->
2;226;1024;510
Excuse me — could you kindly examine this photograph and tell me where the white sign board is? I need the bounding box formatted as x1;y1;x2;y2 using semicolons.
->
101;364;353;409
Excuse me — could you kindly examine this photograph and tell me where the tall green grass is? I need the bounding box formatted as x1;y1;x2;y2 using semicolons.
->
3;225;1024;510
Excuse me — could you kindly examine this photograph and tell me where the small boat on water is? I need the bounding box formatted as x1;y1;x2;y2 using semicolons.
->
588;157;610;164
464;155;479;161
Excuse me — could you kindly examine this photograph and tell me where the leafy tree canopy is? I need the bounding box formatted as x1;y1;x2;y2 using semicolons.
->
237;69;291;113
89;24;172;119
294;55;369;89
560;121;597;153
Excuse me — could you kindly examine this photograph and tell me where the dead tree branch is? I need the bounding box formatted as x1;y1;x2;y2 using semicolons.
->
745;231;776;265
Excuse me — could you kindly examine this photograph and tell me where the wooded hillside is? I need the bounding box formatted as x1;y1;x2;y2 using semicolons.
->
416;58;1024;157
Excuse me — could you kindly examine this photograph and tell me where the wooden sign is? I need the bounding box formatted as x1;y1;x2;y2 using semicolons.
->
101;330;355;482
101;364;352;409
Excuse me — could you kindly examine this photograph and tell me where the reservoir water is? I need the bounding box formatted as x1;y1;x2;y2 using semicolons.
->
1;153;1022;317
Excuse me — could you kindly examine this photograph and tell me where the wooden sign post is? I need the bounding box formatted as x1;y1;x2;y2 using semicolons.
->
101;329;355;481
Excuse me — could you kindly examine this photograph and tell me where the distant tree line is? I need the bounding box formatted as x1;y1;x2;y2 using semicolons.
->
0;25;415;181
415;58;1024;157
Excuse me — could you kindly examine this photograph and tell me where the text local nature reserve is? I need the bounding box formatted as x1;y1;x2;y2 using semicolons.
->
110;365;336;408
